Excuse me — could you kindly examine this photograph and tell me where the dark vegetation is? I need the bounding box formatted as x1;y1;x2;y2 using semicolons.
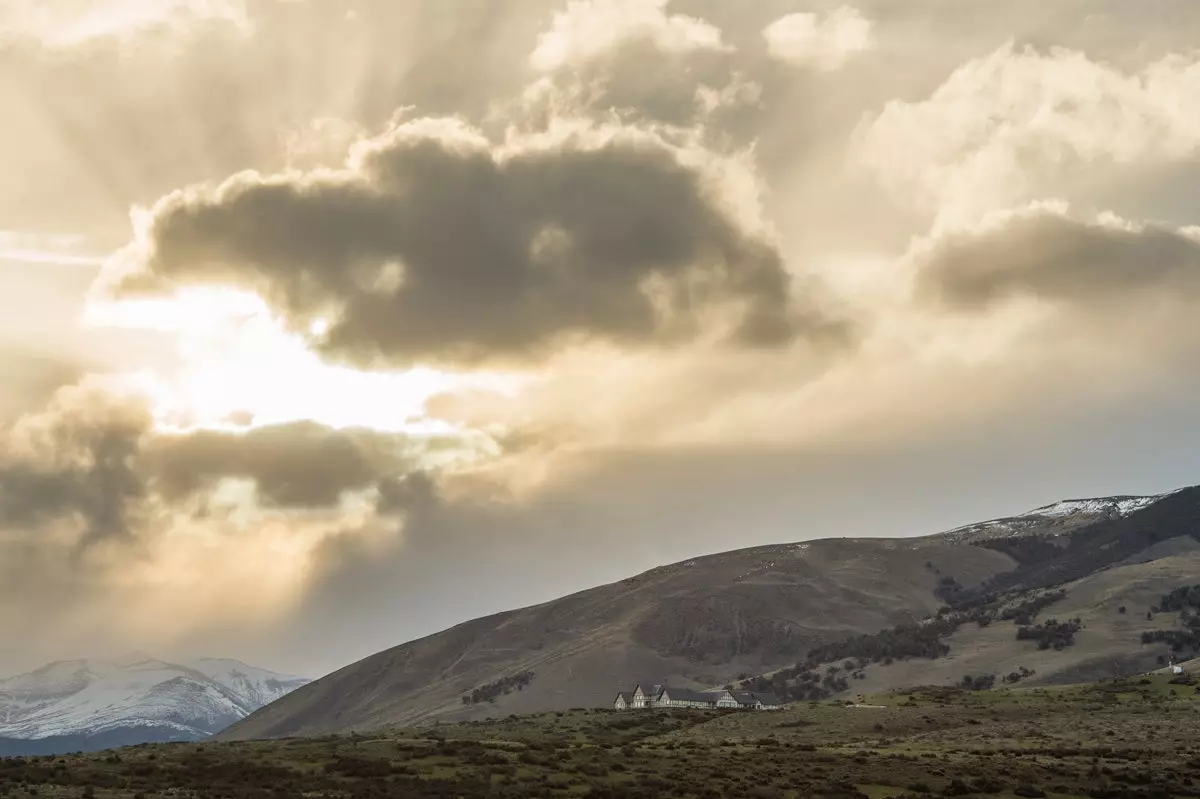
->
957;674;995;690
741;491;1200;703
1139;583;1200;659
999;590;1067;625
933;576;968;605
739;582;1073;702
1154;584;1200;613
1002;666;1036;684
462;671;535;706
1015;618;1082;650
2;675;1198;799
975;486;1200;594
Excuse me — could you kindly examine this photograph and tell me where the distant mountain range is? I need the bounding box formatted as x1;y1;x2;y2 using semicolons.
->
0;656;309;755
220;485;1200;741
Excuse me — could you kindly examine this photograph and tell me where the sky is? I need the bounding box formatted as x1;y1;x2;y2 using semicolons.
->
2;0;1200;679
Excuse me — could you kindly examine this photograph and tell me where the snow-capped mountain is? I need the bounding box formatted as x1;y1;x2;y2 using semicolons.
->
0;656;308;755
938;492;1173;543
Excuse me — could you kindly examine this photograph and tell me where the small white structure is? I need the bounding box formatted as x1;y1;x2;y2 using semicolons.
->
629;683;661;708
613;683;783;711
1173;665;1184;675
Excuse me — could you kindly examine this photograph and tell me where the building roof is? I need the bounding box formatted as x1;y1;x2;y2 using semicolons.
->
729;691;760;705
661;687;716;703
615;692;633;701
750;692;782;706
632;682;663;696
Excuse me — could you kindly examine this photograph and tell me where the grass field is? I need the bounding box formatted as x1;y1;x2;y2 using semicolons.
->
0;674;1197;799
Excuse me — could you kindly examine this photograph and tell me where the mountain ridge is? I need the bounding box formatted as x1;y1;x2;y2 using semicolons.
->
220;484;1200;740
0;656;309;755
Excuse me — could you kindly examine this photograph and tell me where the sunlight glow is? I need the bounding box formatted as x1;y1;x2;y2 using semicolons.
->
83;288;530;435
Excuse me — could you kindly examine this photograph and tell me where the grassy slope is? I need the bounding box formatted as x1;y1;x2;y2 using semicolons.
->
4;673;1199;799
220;539;1014;739
809;552;1200;698
223;487;1200;739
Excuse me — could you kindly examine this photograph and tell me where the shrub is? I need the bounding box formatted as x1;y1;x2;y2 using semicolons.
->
462;671;536;705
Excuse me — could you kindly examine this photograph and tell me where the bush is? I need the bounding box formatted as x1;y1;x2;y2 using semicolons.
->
1013;786;1046;798
1016;619;1080;650
462;671;536;705
959;674;996;691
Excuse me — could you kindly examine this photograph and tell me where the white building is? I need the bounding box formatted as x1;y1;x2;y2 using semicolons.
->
613;683;783;711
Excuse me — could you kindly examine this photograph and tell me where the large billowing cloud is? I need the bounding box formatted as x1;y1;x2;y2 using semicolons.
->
917;203;1200;311
102;117;838;367
0;379;433;548
0;374;456;667
0;380;149;548
855;42;1200;226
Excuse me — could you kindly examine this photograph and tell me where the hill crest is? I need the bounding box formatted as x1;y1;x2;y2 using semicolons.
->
219;483;1199;740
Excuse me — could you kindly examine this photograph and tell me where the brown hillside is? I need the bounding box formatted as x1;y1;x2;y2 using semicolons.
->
221;488;1199;740
219;537;1012;739
802;549;1200;697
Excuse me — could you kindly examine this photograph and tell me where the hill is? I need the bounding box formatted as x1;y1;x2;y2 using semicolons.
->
7;672;1200;799
221;485;1200;739
0;656;309;755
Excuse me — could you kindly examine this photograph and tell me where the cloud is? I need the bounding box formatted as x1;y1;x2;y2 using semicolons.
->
530;0;728;73
0;378;444;552
0;345;88;421
145;422;419;509
854;42;1200;225
0;0;250;49
762;6;874;72
0;379;151;547
0;375;457;668
101;116;837;368
916;202;1200;311
10;0;1200;679
519;0;763;138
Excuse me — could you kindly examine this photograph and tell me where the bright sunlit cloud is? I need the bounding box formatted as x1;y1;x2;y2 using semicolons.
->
83;288;531;435
0;0;251;48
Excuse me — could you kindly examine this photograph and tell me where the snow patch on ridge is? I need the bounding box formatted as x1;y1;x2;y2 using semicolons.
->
938;492;1173;544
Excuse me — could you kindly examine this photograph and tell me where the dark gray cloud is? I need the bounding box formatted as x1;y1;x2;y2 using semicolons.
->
0;385;430;547
112;121;831;367
0;383;150;547
919;209;1200;310
145;422;414;509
